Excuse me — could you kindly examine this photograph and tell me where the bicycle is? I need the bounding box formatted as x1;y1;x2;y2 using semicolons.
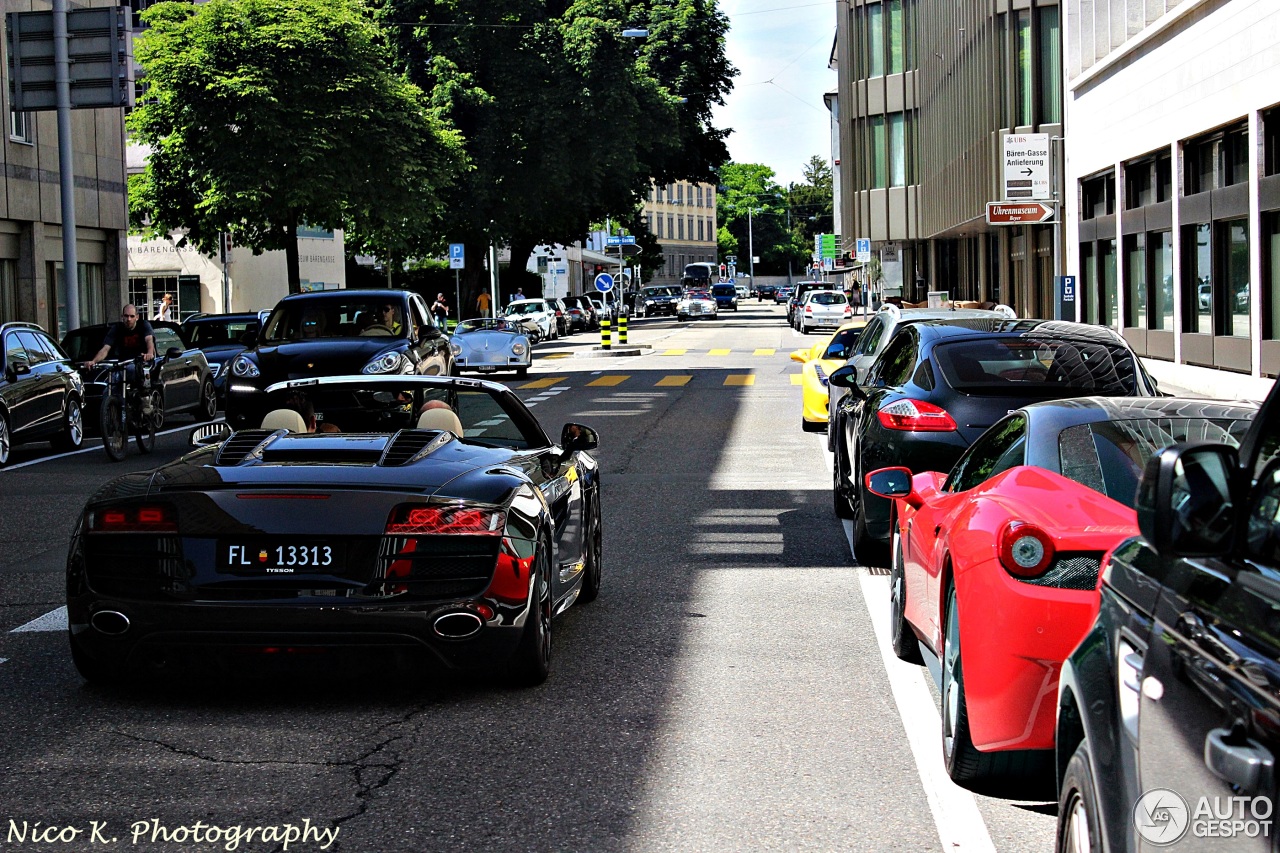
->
96;356;163;461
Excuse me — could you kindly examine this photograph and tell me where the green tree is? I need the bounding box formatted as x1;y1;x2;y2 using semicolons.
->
717;162;789;274
129;0;465;292
784;155;834;275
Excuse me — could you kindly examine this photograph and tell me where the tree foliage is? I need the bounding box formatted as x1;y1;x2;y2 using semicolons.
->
128;0;466;291
717;157;835;276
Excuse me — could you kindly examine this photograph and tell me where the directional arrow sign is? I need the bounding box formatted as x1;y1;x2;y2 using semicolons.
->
986;201;1055;225
1003;133;1051;200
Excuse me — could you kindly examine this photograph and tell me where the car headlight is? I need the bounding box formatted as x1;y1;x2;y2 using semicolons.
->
511;342;527;356
449;342;462;356
362;351;406;374
645;300;655;306
230;355;259;378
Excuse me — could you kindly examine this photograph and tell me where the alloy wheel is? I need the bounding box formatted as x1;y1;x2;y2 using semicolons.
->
1063;795;1092;853
67;403;83;447
943;590;961;760
0;415;9;466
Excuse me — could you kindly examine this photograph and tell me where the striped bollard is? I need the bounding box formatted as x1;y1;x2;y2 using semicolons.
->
601;318;611;350
618;314;628;345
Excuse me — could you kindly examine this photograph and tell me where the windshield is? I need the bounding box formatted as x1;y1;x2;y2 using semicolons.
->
186;319;258;347
822;327;865;360
644;287;679;297
506;301;547;315
712;285;736;295
934;337;1141;395
684;291;710;300
808;292;846;305
456;319;517;334
61;328;107;362
262;299;407;343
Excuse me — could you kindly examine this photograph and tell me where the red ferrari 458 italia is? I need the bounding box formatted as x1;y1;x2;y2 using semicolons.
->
864;396;1257;791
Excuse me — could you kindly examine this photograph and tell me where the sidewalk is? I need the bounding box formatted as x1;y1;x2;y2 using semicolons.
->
1141;358;1274;402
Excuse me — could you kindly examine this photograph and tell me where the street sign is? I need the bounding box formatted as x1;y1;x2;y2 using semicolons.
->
7;8;134;111
605;235;636;246
594;273;615;293
986;201;1055;224
448;243;465;270
1003;133;1051;200
1055;275;1077;320
856;238;871;263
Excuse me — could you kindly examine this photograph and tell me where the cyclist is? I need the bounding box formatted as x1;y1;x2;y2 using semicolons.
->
84;304;156;370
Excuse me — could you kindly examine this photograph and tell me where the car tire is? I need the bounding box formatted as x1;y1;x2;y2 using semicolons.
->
577;497;603;604
832;442;856;520
852;497;886;565
802;324;812;335
801;417;825;433
1057;743;1104;853
889;525;923;664
199;377;218;421
0;410;10;467
505;541;552;687
515;367;529;379
52;398;84;451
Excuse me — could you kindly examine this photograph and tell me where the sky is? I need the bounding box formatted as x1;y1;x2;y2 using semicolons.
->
711;0;837;188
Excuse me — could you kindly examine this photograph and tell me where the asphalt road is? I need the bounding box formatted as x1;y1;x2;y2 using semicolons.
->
0;301;1057;853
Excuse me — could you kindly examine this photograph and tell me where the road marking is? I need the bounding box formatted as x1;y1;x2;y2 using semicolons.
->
857;572;997;853
0;421;223;472
587;376;628;387
790;374;803;385
656;376;691;387
754;348;776;355
11;606;67;633
518;377;566;389
709;348;731;356
662;349;687;356
541;388;567;395
0;658;7;666
541;353;571;359
724;375;754;386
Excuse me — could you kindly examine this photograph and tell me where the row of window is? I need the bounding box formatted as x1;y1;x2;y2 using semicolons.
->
998;5;1062;129
852;111;914;191
647;213;716;243
649;183;715;207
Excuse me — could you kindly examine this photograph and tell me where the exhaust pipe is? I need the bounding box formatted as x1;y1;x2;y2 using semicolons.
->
433;611;483;639
91;610;131;636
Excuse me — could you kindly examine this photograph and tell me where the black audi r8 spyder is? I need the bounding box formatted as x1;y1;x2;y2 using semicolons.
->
66;375;602;686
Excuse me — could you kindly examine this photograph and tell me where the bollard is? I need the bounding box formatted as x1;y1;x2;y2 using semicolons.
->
601;318;611;350
618;314;628;345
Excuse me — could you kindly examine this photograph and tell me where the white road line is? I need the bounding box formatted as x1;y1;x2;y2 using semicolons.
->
1;421;222;472
0;658;8;666
11;606;68;633
857;572;997;853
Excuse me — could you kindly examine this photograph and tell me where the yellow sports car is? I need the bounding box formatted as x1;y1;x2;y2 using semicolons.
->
792;319;868;432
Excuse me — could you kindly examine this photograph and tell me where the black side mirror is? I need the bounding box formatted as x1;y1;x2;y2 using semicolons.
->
240;331;258;348
5;359;30;381
561;423;599;452
190;422;231;447
827;365;865;398
1136;442;1239;557
166;346;184;360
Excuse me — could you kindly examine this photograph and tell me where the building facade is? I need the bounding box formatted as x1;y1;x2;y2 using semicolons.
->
642;180;719;284
1065;0;1280;379
0;0;129;339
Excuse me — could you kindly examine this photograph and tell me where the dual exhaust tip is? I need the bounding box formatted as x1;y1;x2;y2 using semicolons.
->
92;608;484;640
90;610;130;636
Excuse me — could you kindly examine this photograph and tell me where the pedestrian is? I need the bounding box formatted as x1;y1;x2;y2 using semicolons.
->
431;293;449;328
509;288;524;305
156;293;174;322
475;290;491;318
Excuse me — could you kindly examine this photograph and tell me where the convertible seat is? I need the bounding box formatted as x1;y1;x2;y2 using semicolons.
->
261;409;308;433
417;407;463;437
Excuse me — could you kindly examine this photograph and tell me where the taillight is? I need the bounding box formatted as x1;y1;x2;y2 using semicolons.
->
876;399;958;432
805;305;814;314
998;521;1055;578
89;504;178;532
843;307;853;316
385;504;505;535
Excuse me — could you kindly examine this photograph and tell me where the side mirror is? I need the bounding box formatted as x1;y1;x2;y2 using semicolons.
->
190;421;231;447
790;349;809;364
827;365;865;398
166;346;184;360
864;466;926;510
561;423;599;452
5;359;31;381
239;331;258;348
1136;443;1239;557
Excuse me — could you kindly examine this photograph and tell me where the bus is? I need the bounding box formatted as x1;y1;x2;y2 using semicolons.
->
681;262;717;289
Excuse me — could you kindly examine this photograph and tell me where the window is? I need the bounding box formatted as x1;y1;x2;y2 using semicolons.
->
868;2;884;78
10;110;31;143
51;263;107;338
1015;10;1032;127
1223;218;1250;338
1126;234;1147;328
887;0;904;75
697;219;704;242
677;184;684;205
947;415;1027;493
678;218;684;240
889;113;906;187
1267;212;1280;340
0;260;16;324
871;116;887;188
667;214;674;237
873;330;917;387
1185;124;1250;194
1184;223;1213;334
1037;5;1061;125
1100;240;1117;328
1081;174;1114;219
1266;108;1280;177
1080;243;1096;325
1151;231;1173;331
1126;160;1153;210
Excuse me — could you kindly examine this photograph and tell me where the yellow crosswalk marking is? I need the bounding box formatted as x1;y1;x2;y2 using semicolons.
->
587;375;628;387
656;376;691;387
724;375;755;386
662;349;687;356
519;377;566;389
790;374;803;385
542;353;571;359
709;348;731;356
754;348;776;356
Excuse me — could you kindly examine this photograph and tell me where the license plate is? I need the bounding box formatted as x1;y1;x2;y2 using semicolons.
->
219;541;345;574
478;366;497;372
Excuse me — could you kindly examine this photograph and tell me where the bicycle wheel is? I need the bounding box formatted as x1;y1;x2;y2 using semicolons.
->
134;390;160;454
100;397;127;461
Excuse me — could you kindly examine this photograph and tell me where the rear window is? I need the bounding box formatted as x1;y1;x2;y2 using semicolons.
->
934;337;1140;395
712;285;736;295
1059;417;1254;507
809;292;846;305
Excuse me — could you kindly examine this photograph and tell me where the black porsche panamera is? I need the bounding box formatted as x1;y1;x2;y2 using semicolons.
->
66;375;602;686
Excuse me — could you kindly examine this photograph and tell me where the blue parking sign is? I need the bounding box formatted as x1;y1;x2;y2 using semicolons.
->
449;243;465;270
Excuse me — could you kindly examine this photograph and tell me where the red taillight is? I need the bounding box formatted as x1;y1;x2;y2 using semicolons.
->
876;399;958;432
90;504;177;532
805;305;814;314
384;505;505;535
843;307;853;316
998;521;1055;578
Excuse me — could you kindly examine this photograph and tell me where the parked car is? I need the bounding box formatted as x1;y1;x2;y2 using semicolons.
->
224;290;454;429
711;283;739;311
1054;377;1280;853
735;284;749;300
794;290;852;334
449;318;532;378
66;374;603;686
790;320;868;432
562;296;599;331
787;281;831;325
0;321;85;464
677;290;718;321
637;286;680;318
504;299;558;342
865;397;1257;792
827;319;1161;563
774;287;793;304
180;312;262;402
547;298;572;337
62;321;217;431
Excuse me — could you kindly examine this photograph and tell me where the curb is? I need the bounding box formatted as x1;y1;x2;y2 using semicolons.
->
574;348;644;358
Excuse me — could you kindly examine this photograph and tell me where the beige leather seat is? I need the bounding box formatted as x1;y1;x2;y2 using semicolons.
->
261;409;308;433
416;407;463;436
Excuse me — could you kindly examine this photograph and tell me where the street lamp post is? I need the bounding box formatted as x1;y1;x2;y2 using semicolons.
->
747;207;755;288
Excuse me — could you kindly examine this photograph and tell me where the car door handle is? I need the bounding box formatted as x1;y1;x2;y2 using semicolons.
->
1205;727;1275;794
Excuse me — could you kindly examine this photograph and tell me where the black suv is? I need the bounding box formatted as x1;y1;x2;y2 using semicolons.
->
0;321;85;464
225;290;453;429
639;285;680;317
1053;379;1280;853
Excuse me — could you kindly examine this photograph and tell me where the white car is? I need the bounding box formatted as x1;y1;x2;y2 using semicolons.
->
735;284;749;300
504;298;557;342
676;290;718;321
794;290;852;334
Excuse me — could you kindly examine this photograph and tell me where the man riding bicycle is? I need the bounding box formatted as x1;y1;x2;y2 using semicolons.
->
84;304;156;370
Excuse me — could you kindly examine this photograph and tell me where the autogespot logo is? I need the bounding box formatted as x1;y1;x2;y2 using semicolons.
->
1134;788;1190;846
